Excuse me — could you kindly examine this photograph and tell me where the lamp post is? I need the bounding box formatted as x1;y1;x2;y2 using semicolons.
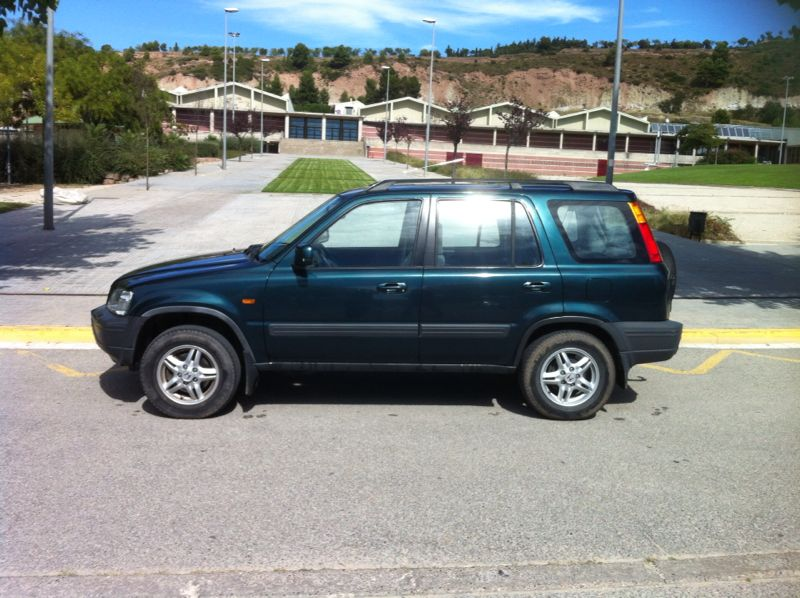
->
260;57;270;156
605;0;624;184
222;7;238;170
422;17;436;175
381;65;391;160
779;75;794;165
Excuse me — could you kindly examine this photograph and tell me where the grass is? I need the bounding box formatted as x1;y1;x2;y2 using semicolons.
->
604;164;800;190
0;201;29;214
263;158;374;194
387;150;537;180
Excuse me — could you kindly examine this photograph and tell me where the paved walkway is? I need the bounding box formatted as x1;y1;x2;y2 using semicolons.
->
620;182;800;244
0;155;432;295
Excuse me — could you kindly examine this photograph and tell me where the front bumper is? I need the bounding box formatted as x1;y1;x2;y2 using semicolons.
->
614;320;683;369
91;305;143;367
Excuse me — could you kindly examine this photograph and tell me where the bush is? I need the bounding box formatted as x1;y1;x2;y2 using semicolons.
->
644;207;740;242
698;149;753;164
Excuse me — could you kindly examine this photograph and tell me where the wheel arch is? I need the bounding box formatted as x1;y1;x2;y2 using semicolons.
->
515;316;628;387
134;307;259;395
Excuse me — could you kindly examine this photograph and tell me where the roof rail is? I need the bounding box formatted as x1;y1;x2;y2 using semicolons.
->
366;178;619;192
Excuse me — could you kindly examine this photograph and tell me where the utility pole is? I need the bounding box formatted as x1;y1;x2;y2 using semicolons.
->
422;18;436;175
779;75;794;165
605;0;624;185
43;6;55;230
222;7;238;170
382;65;391;160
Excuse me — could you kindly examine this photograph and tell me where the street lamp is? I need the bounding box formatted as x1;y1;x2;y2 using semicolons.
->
260;57;270;156
381;65;391;160
422;18;436;175
779;75;794;165
222;7;238;170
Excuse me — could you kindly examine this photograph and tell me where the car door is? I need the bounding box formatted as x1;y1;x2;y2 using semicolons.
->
263;195;427;364
419;195;563;366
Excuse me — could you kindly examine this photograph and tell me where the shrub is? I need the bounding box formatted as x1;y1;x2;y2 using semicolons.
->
698;149;753;164
644;207;740;242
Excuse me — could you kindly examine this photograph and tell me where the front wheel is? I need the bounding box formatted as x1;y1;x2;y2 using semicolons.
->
140;326;241;418
519;331;616;420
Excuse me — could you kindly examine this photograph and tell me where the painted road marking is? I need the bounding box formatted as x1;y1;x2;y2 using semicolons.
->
15;350;104;378
641;349;800;375
1;326;800;351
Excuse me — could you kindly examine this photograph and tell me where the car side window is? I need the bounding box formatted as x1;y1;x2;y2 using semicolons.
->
435;199;541;267
550;201;643;263
311;200;421;268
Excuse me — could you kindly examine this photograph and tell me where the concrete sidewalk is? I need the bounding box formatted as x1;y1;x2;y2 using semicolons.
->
621;182;800;244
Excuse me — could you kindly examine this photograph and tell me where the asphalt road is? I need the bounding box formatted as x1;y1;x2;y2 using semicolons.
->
1;346;798;596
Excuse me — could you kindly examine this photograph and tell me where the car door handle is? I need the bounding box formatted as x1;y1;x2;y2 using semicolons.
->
523;281;551;293
377;282;407;294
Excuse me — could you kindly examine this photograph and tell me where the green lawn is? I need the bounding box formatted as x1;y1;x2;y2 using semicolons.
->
0;201;30;214
606;164;800;189
263;158;374;194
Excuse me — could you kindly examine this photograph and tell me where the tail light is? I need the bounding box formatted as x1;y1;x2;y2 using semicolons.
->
628;202;662;263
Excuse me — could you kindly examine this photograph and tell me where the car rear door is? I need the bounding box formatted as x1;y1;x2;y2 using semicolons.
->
419;194;563;366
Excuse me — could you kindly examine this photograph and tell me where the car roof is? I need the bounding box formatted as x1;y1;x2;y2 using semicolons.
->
343;179;634;201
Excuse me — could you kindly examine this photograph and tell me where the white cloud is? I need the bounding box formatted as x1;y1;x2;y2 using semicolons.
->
629;19;676;29
209;0;603;45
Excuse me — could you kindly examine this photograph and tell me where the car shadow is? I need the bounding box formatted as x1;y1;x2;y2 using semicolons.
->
99;368;638;420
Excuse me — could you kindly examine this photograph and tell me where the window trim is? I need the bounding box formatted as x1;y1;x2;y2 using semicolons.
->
425;197;544;269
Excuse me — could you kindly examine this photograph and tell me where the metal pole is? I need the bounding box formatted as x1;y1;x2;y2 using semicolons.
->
43;6;54;230
423;19;436;175
779;75;793;165
5;129;10;185
383;67;391;160
194;126;198;175
605;0;624;185
144;93;150;191
222;11;229;169
260;61;265;156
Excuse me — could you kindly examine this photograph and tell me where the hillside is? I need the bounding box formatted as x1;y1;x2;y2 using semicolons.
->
146;38;800;119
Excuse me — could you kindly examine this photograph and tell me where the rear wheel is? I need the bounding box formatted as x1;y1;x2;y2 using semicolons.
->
519;331;615;420
140;326;241;418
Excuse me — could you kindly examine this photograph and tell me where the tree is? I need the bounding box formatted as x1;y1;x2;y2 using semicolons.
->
392;116;408;152
677;123;722;158
711;108;730;124
338;90;349;102
328;45;351;69
0;0;57;34
777;0;800;10
442;95;473;153
267;73;283;95
288;42;312;70
498;98;546;175
693;41;730;88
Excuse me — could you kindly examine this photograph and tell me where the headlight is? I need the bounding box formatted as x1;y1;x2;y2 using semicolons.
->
107;288;134;316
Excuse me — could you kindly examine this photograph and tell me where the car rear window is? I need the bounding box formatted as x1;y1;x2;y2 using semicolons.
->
549;201;647;263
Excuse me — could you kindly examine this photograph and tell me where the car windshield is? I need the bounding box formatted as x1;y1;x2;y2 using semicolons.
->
256;194;345;260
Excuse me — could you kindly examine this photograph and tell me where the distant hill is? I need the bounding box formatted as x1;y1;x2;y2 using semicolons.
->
143;38;799;121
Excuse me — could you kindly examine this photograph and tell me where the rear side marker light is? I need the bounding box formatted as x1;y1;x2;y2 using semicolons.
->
628;202;662;263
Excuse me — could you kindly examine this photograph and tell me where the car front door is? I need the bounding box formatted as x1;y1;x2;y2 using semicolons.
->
264;195;427;364
419;195;563;366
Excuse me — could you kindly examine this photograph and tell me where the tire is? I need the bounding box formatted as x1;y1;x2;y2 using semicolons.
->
140;326;241;419
519;331;616;420
657;240;677;315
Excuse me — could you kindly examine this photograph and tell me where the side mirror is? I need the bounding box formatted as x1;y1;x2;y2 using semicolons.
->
294;245;315;269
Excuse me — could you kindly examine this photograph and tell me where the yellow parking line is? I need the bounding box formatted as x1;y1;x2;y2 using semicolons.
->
0;326;799;347
15;350;103;378
0;325;94;344
682;328;800;345
642;349;800;375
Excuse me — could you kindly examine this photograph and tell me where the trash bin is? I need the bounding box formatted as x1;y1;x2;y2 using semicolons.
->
688;211;707;240
596;159;608;177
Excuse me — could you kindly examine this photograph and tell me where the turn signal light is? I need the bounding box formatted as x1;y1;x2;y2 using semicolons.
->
241;298;256;305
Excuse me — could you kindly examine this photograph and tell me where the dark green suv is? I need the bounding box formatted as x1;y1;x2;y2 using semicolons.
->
92;179;681;420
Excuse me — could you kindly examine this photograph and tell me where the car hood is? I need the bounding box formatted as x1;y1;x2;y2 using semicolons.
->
116;249;255;287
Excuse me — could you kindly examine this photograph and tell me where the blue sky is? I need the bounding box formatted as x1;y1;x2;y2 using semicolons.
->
24;0;800;51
